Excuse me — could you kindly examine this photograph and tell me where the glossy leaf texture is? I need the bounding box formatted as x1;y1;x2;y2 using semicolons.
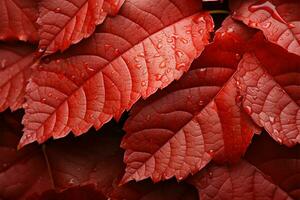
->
235;35;300;146
0;0;39;42
0;43;37;112
188;133;300;200
0;111;124;200
21;0;214;148
231;0;300;56
37;0;125;55
121;17;260;184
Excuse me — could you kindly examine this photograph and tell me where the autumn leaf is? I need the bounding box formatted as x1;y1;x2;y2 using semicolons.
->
20;0;214;148
235;34;300;146
0;0;39;42
37;0;125;55
0;111;124;200
121;17;260;184
0;43;37;112
231;0;300;56
188;133;300;200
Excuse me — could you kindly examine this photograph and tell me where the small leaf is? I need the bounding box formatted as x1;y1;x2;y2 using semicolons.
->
232;0;300;56
0;0;39;42
0;44;37;112
21;0;214;147
37;0;125;55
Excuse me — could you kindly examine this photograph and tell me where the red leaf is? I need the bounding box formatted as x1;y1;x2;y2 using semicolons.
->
0;44;37;112
0;111;124;200
232;0;300;56
235;36;300;146
21;0;214;148
0;0;39;42
37;0;125;55
120;17;260;184
189;133;300;200
189;161;294;200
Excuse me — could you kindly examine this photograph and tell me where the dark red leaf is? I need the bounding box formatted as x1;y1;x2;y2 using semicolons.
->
121;17;260;184
0;111;124;200
21;0;214;148
232;0;300;56
37;0;125;55
235;35;300;146
0;0;39;42
189;133;300;200
0;44;37;112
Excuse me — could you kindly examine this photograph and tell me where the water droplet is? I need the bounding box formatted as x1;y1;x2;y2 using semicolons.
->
55;59;61;64
19;35;28;41
114;48;120;55
176;63;186;70
48;92;53;97
180;38;188;44
38;48;45;53
138;52;145;57
235;53;241;60
68;178;75;185
159;61;166;68
141;80;147;87
186;30;191;34
175;50;184;58
249;1;290;26
262;22;271;28
26;134;31;139
55;7;61;12
135;64;142;69
198;29;204;34
288;23;295;28
269;116;275;123
87;66;95;72
227;27;234;33
277;137;282;144
1;59;7;69
244;106;252;115
23;103;29;109
157;42;163;49
209;149;214;153
198;100;205;106
208;172;213;178
235;95;243;103
41;98;47;103
200;68;207;72
249;21;258;27
167;38;173;43
160;75;168;83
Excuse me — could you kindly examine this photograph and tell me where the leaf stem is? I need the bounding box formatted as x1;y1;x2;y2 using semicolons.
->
209;10;230;14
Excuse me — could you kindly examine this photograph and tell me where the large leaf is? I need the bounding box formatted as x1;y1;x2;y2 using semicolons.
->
236;35;300;146
188;133;300;200
21;0;214;148
0;43;37;112
0;0;38;42
0;111;124;200
232;0;300;56
121;17;260;183
37;0;125;55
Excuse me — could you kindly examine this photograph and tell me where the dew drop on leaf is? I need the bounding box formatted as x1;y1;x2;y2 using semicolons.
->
244;106;252;115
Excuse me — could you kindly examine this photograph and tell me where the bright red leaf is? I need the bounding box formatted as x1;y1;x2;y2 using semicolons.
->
189;133;300;200
0;0;39;42
0;44;37;112
232;0;300;56
21;0;214;148
121;17;260;184
235;35;300;146
37;0;125;55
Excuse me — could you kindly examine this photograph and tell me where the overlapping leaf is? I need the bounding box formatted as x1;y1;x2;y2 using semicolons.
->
37;0;125;55
236;35;300;146
121;17;260;184
0;111;124;200
188;133;300;200
0;43;37;112
21;0;214;148
0;0;39;42
232;0;300;56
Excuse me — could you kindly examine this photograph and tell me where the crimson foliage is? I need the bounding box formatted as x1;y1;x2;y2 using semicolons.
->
0;0;300;199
